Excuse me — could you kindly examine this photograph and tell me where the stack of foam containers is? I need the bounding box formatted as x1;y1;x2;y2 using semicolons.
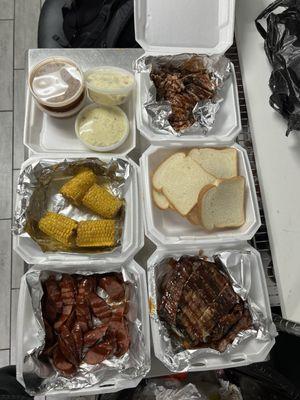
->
135;0;275;372
13;0;276;396
15;57;148;396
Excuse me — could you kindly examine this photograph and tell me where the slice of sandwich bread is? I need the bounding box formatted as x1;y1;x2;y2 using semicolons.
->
152;152;216;216
152;189;170;210
189;147;238;178
199;176;245;230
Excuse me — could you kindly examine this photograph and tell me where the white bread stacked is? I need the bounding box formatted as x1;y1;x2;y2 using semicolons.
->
152;148;245;231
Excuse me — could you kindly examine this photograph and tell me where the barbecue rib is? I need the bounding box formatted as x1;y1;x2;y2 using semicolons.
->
158;256;252;352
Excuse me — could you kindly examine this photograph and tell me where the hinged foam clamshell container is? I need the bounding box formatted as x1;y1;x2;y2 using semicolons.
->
24;49;142;157
13;153;144;266
139;143;261;246
134;0;242;145
148;243;275;372
16;260;151;397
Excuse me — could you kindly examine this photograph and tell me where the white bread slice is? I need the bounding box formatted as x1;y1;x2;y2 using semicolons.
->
152;152;186;191
153;189;170;210
199;176;245;230
189;148;238;178
152;153;215;216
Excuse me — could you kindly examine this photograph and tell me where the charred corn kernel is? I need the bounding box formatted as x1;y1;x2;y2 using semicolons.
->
38;212;78;246
82;184;123;219
76;220;116;247
60;169;97;206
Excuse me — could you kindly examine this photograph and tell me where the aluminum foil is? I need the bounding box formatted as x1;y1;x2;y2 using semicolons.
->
148;250;277;372
13;157;131;253
21;266;150;396
134;54;231;136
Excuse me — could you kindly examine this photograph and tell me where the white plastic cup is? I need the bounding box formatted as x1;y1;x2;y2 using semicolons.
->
28;56;85;117
75;103;129;152
36;90;86;118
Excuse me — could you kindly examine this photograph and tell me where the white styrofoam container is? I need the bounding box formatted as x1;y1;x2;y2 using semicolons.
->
13;153;144;266
148;243;275;372
16;260;151;398
24;87;136;157
135;64;241;145
134;0;241;145
134;0;235;55
140;143;261;246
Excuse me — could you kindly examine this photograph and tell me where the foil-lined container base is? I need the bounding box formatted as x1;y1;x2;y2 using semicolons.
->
134;54;231;136
13;157;131;254
148;249;277;372
19;265;150;396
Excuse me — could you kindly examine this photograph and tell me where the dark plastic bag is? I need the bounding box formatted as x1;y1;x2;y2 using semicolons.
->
223;363;300;400
256;0;300;135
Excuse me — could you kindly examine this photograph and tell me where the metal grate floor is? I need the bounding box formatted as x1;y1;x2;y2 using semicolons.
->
226;43;280;307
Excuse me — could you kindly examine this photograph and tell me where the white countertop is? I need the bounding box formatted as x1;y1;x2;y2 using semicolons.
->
236;0;300;323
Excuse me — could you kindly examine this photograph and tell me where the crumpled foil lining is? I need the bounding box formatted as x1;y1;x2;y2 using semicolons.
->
148;250;277;372
134;54;231;136
22;267;150;395
13;157;131;254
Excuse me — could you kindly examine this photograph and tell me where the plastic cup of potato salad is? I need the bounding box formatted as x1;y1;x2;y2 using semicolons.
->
75;103;129;152
84;66;135;106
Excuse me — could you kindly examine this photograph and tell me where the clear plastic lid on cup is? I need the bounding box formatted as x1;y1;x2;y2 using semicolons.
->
28;56;84;109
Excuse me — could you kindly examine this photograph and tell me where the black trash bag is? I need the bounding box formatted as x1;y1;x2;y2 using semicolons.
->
223;362;300;400
256;0;300;135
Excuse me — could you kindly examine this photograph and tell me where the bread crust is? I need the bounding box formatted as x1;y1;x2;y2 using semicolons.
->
152;189;170;210
186;204;202;225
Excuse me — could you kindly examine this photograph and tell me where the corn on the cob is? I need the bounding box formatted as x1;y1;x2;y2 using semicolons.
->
38;212;78;246
82;184;123;219
76;220;116;247
60;169;97;206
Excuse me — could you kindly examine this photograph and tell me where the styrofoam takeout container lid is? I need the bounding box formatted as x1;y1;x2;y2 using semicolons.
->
13;153;144;266
134;0;235;55
140;143;261;246
16;260;151;397
148;243;275;372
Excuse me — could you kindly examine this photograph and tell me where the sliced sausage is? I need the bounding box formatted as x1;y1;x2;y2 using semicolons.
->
83;325;108;348
83;338;114;365
53;346;77;376
98;276;125;301
88;292;112;321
